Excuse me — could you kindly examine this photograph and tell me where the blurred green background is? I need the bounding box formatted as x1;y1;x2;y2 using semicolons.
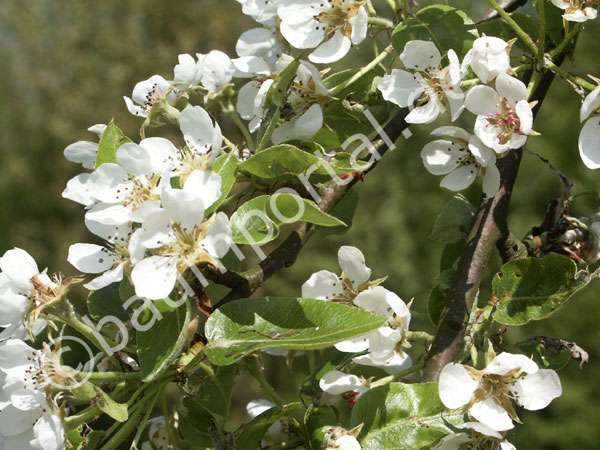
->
1;0;599;448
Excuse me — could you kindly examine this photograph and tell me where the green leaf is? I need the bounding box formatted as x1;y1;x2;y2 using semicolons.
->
207;153;238;214
393;6;478;57
70;381;128;422
136;299;191;381
230;196;279;245
94;120;131;168
351;382;467;450
204;297;386;365
230;194;345;244
265;58;301;109
267;194;346;227
492;253;591;325
188;364;237;427
87;282;130;322
178;396;217;448
236;402;303;450
430;194;476;243
305;406;338;450
240;145;321;178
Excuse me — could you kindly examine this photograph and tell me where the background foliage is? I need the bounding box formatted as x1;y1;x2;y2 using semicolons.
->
1;0;599;447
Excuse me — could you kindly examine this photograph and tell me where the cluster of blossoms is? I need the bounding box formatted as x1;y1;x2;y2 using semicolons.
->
550;0;598;22
303;246;412;374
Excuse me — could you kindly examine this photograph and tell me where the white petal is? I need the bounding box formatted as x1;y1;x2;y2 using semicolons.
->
62;173;96;206
180;105;217;155
10;389;46;411
354;286;407;320
495;72;527;105
350;6;369;44
463;421;503;439
31;413;65;450
0;404;42;436
0;293;28;327
378;70;422;107
580;87;600;122
400;40;441;70
85;203;131;226
161;188;206;231
247;399;276;418
0;248;39;290
233;56;272;77
280;19;325;49
309;31;351;64
138;211;176;249
319;370;363;394
68;244;117;274
421;140;464;175
338;246;371;288
292;104;323;141
405;99;442;124
183;170;223;210
440;165;477;191
88;163;130;204
116;143;154;176
465;86;499;116
468;135;496;167
128;200;162;224
271;120;296;144
485;352;538;376
202;212;232;259
334;435;361;450
578;116;600;169
84;264;125;291
237;81;261;120
0;339;36;375
334;334;370;353
514;369;562;410
131;256;178;300
470;398;514;431
434;433;471;450
301;270;344;300
482;165;501;198
515;100;533;134
438;363;479;408
236;28;280;68
139;137;180;174
550;0;569;8
431;126;471;141
84;208;131;241
63;141;98;169
199;50;235;93
174;53;201;86
353;351;412;374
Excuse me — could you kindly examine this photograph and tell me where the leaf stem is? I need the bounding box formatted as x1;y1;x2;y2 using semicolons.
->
245;356;285;407
550;22;583;60
368;16;394;29
76;371;141;382
543;57;596;91
256;107;281;152
486;0;538;55
329;46;393;97
225;104;255;152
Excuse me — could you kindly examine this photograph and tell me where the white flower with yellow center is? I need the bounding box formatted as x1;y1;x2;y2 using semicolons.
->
131;170;232;300
319;370;369;408
378;40;464;124
466;72;533;153
550;0;598;22
578;86;600;168
439;353;562;431
421;126;500;197
434;422;515;450
462;36;512;83
124;74;176;118
277;0;368;63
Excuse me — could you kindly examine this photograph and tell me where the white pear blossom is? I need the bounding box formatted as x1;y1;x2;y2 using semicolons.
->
421;126;501;197
438;352;562;431
277;0;368;63
319;370;369;408
140;417;169;450
124;74;176;118
236;54;328;142
0;339;67;450
550;0;597;22
378;40;464;124
463;36;512;83
465;72;533;153
83;138;179;227
131;170;232;300
302;245;372;301
578;86;600;168
434;421;516;450
178;105;222;168
63;124;106;169
173;51;235;93
0;248;67;340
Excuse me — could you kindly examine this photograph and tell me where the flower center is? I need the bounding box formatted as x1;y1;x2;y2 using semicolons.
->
314;1;364;39
123;175;161;211
485;98;522;144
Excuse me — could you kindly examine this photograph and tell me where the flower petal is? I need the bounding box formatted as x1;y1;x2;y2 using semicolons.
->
68;244;118;274
131;255;178;300
581;86;600;122
334;334;370;353
309;30;351;64
319;370;363;395
421;140;464;175
438;363;479;409
485;352;538;376
470;398;514;431
378;70;422;107
514;369;562;410
0;248;39;290
578;116;600;169
401;40;441;70
440;165;477;191
338;246;371;288
301;270;344;300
